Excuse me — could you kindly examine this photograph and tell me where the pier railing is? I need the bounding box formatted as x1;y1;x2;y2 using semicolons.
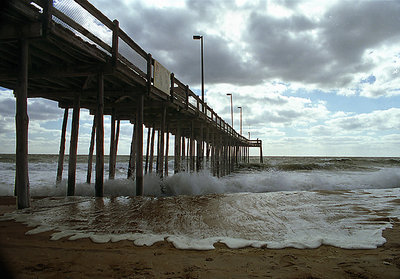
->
28;0;252;144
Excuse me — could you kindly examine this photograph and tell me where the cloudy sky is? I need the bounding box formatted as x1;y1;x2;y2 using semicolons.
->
1;0;400;156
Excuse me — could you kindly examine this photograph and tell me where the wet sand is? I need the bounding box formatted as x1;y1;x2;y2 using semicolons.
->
1;196;399;279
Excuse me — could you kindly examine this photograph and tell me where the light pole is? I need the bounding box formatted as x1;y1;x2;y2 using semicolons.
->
248;131;250;139
193;35;204;103
226;93;233;127
237;106;242;135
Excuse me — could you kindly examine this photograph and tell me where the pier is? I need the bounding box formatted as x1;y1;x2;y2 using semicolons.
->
0;0;263;208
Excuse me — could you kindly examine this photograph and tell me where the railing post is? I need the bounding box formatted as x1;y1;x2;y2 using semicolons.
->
146;53;152;96
185;85;189;110
112;19;119;67
170;73;174;102
42;0;53;37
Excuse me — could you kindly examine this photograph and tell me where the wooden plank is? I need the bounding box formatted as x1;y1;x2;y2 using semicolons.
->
74;0;115;29
95;72;104;197
0;22;42;39
15;39;30;209
56;108;68;184
67;92;80;196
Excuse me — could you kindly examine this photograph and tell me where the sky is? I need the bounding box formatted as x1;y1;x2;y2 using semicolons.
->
0;0;400;156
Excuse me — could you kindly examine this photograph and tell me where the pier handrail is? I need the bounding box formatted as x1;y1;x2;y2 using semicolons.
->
27;0;252;143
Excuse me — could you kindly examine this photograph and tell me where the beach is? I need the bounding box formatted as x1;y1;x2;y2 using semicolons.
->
1;197;400;279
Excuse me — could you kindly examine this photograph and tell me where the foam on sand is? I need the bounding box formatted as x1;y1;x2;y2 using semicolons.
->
1;188;399;250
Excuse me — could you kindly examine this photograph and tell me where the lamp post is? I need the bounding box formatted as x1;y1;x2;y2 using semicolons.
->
226;93;233;128
237;106;242;135
193;35;204;103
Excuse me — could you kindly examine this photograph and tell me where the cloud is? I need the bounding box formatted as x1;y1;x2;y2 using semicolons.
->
27;99;64;121
244;1;400;89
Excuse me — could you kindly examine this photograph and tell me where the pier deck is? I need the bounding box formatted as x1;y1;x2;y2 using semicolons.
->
0;0;262;208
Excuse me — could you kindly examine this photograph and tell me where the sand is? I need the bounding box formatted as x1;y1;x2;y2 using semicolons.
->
0;196;399;279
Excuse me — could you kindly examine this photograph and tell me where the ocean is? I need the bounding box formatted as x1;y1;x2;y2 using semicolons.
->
1;154;400;250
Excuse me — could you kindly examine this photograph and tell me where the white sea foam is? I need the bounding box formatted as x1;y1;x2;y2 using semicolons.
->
2;167;399;197
1;188;399;250
1;156;399;250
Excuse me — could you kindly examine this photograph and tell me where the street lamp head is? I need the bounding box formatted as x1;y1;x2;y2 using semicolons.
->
237;106;242;109
226;93;232;96
193;35;202;40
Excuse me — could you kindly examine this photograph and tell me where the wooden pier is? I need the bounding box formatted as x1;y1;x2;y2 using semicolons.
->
0;0;263;208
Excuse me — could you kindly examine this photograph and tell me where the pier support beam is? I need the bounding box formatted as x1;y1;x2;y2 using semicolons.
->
196;124;203;171
56;108;68;183
114;119;120;172
136;94;144;196
86;115;96;184
190;121;195;172
145;127;151;174
67;92;80;196
15;39;30;209
260;140;263;163
95;72;104;197
174;124;181;174
149;124;155;173
181;136;186;171
109;108;116;179
127;124;136;179
157;104;166;177
164;128;169;176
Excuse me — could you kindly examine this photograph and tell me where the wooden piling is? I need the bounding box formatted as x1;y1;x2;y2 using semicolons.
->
259;140;263;163
164;128;169;176
187;137;190;171
157;104;166;177
211;134;215;176
114;119;120;171
145;127;151;174
67;92;80;196
196;124;203;170
127;123;136;179
135;94;144;196
86;115;96;184
181;136;186;170
149;124;155;173
174;124;181;174
156;129;161;173
56;108;69;184
109;108;116;179
95;72;104;197
15;39;30;209
190;121;195;172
